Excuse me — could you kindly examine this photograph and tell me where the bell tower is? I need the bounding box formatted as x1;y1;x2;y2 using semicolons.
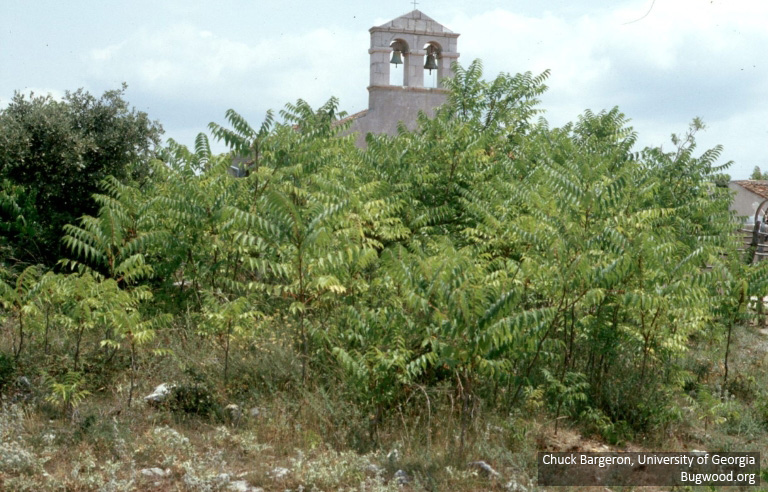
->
368;10;459;89
347;10;460;146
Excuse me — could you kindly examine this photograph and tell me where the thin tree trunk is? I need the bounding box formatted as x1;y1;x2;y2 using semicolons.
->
298;247;308;385
44;307;50;355
722;320;735;398
14;315;24;361
458;371;472;462
224;320;232;386
511;315;559;406
722;290;745;397
73;323;86;371
128;340;136;408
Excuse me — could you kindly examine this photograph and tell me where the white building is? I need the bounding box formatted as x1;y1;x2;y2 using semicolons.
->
729;180;768;224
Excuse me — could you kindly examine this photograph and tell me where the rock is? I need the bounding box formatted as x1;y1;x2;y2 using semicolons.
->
228;480;263;492
144;383;174;405
387;448;400;463
12;376;34;403
394;469;410;485
469;460;501;478
249;406;265;419
140;467;169;478
16;376;31;389
228;481;248;492
269;467;290;480
506;479;528;492
216;472;230;483
225;404;242;425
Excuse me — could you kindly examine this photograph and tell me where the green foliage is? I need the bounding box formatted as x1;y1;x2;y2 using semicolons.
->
45;371;91;420
542;369;588;432
0;265;46;360
61;176;162;285
0;86;163;265
2;57;760;453
344;60;746;437
200;293;260;386
168;383;220;419
750;166;768;180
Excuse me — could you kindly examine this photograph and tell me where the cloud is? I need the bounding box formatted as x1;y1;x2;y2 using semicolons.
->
86;23;369;116
80;2;767;177
445;0;768;177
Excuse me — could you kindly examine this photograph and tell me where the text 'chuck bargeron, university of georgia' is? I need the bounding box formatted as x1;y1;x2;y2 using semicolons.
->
541;452;755;469
538;452;760;487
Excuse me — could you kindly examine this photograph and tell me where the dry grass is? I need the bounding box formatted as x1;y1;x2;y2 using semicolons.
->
1;322;767;491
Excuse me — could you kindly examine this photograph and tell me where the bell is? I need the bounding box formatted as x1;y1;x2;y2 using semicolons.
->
390;50;403;66
424;53;438;73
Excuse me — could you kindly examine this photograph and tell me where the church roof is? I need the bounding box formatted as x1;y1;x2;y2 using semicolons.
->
371;10;456;36
335;109;368;126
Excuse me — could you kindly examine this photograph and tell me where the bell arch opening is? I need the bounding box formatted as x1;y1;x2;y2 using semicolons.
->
389;39;409;86
423;42;441;88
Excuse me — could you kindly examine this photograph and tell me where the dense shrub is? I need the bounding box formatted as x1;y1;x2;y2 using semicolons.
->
168;384;221;419
0;59;759;447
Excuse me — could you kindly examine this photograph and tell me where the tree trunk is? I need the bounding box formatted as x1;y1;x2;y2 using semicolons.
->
43;308;50;355
458;371;472;462
224;320;232;386
73;323;86;371
128;340;136;408
723;290;745;397
14;315;24;361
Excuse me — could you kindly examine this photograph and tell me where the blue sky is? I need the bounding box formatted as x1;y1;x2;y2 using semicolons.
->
2;0;766;178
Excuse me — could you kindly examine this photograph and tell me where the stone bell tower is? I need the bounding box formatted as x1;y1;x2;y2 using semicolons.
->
347;10;460;147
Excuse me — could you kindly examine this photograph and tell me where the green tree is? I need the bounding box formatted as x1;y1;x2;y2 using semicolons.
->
0;265;44;360
61;176;162;286
750;166;768;180
332;61;744;441
0;85;163;265
97;281;169;407
200;294;260;386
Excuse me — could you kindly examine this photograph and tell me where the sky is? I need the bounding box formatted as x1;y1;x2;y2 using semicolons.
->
1;0;766;179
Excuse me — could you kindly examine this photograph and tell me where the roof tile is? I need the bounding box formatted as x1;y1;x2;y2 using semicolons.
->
733;180;768;199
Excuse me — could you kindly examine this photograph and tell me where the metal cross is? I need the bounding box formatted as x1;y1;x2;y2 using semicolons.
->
411;0;419;9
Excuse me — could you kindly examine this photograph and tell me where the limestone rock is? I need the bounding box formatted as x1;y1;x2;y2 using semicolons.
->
394;469;410;485
225;404;242;425
16;376;31;390
229;480;264;492
12;376;34;403
505;479;528;492
469;460;501;478
144;383;174;405
387;448;400;463
248;406;265;419
270;467;290;480
140;467;169;478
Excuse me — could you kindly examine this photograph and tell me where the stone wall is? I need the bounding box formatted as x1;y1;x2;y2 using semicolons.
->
347;86;448;147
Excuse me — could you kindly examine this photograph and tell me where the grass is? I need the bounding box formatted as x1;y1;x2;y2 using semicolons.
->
1;319;768;491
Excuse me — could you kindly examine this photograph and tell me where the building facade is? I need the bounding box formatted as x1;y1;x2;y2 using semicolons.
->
346;10;460;147
729;180;768;224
